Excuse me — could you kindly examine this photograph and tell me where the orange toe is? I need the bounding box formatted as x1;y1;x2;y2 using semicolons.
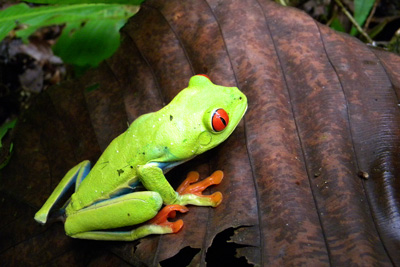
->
170;219;184;233
149;205;188;228
177;171;200;194
210;191;223;207
177;170;224;196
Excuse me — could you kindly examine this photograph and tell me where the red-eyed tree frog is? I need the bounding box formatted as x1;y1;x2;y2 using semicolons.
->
34;75;247;241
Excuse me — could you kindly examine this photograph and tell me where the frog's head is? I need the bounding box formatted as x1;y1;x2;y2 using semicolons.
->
167;75;247;157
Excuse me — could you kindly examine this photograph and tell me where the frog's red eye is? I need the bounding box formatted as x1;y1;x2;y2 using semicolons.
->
197;74;210;80
212;109;229;132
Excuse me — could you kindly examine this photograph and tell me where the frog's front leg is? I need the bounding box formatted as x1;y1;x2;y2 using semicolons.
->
64;191;188;241
137;164;223;207
34;160;91;224
177;170;223;207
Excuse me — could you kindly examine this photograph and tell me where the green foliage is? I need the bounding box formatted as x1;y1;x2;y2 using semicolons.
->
0;3;137;42
330;18;346;33
368;19;389;39
0;2;141;70
351;0;375;35
0;119;17;170
0;119;16;149
28;0;144;4
388;31;400;54
52;7;135;69
85;83;100;92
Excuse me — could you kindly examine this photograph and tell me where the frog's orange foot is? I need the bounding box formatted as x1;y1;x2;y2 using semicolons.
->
177;171;224;207
148;205;188;233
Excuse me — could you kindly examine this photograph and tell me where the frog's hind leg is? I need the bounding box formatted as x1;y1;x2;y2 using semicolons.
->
34;160;91;224
65;192;188;241
74;161;90;190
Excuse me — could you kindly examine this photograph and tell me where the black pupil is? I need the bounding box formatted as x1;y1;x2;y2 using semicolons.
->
219;115;227;126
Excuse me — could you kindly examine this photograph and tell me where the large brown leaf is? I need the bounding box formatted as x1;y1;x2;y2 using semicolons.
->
1;0;399;266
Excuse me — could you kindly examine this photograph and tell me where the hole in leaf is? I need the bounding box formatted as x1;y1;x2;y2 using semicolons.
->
206;228;253;267
160;246;200;267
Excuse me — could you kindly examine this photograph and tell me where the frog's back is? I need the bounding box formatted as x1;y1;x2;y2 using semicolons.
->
67;114;155;212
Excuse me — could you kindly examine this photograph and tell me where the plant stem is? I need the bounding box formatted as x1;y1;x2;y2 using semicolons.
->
363;0;379;32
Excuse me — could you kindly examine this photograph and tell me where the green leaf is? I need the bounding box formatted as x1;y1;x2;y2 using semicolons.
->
85;83;100;92
388;29;400;54
0;119;16;169
52;11;131;68
0;3;138;42
0;143;13;170
350;0;375;35
27;0;145;4
0;119;17;149
330;18;346;33
0;3;139;69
